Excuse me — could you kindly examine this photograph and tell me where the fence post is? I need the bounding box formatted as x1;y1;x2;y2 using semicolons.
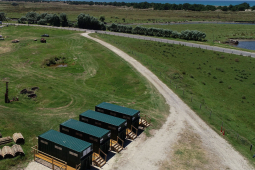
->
191;96;193;102
52;159;54;170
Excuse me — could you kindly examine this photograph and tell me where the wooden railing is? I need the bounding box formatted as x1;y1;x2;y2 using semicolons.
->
76;163;81;170
117;136;124;148
99;148;107;162
131;125;138;137
32;145;68;170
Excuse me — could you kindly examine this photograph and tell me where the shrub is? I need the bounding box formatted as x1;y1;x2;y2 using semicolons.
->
77;13;106;30
38;19;47;25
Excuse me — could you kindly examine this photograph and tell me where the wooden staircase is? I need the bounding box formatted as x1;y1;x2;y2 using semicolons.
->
139;115;151;128
126;125;138;140
92;150;106;168
110;139;123;153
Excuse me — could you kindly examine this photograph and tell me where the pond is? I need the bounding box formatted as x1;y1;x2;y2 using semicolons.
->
232;41;255;51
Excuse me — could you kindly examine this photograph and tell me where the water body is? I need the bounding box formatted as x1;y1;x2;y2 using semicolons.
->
72;0;255;6
233;41;255;51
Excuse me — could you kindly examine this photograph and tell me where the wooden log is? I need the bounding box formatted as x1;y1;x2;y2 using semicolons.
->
2;146;14;158
0;136;12;145
13;133;25;144
0;148;3;159
12;144;25;157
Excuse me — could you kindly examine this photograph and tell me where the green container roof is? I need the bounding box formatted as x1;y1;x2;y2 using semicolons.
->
80;110;126;126
96;102;139;116
61;119;110;138
39;130;91;152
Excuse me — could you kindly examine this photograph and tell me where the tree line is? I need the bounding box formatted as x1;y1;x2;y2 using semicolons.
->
17;12;106;30
2;0;252;12
107;23;206;41
14;12;206;41
65;1;251;12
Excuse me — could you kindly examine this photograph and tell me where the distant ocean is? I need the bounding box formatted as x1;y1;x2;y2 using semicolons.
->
72;0;255;6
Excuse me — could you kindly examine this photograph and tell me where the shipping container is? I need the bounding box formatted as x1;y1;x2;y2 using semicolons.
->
38;130;93;169
95;102;140;131
60;119;111;154
79;110;127;143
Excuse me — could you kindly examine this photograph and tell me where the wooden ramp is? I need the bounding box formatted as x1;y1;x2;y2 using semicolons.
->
92;152;106;168
126;128;137;140
110;139;123;153
32;146;79;170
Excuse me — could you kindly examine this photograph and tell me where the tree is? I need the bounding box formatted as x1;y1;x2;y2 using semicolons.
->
0;12;7;21
99;15;105;22
38;19;47;25
18;16;27;24
26;11;38;24
11;3;19;6
77;13;106;30
122;18;125;22
45;14;54;25
52;14;60;27
60;13;68;27
222;6;228;11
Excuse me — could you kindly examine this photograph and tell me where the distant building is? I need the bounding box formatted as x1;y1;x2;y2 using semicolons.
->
245;9;252;12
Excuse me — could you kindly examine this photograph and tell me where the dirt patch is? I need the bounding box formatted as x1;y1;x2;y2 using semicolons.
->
0;46;11;54
160;123;226;170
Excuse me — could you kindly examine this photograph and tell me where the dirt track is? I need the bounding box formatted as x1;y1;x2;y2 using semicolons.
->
82;32;253;170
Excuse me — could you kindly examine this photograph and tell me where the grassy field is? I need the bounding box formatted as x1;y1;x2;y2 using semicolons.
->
140;23;255;50
91;33;255;167
0;26;169;170
1;1;255;23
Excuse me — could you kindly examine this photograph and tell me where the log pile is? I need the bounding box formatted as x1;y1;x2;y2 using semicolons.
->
0;148;3;159
2;146;14;158
12;144;25;156
0;136;12;145
13;133;25;144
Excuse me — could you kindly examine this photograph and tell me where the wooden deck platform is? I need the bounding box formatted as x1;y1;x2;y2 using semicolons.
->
32;146;79;170
35;153;74;170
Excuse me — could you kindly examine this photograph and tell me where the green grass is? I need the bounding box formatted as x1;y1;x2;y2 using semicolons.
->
91;33;255;167
140;23;255;52
2;1;255;23
0;26;169;170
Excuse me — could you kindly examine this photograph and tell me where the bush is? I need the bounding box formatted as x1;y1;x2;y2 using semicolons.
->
18;16;27;24
42;56;68;66
38;19;47;25
60;13;68;27
77;13;106;30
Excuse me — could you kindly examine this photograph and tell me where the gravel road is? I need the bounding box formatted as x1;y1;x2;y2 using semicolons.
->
82;32;253;170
